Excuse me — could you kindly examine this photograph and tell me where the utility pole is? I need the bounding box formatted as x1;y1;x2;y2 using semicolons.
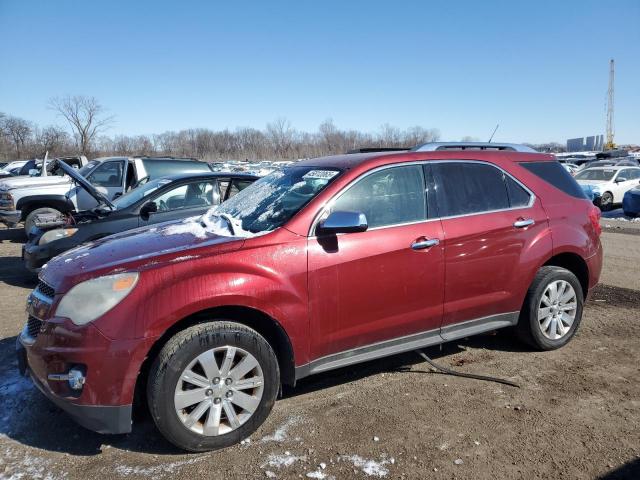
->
605;59;615;150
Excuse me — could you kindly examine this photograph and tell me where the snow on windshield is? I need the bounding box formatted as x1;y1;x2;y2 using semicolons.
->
161;167;339;239
205;167;340;234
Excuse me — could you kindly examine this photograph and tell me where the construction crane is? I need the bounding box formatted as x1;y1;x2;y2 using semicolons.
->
604;59;616;151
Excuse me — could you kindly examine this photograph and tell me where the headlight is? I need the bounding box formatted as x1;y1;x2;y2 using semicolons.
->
0;191;13;209
55;272;139;325
39;228;78;245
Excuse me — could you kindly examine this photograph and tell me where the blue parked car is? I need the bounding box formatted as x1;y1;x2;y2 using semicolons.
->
623;186;640;217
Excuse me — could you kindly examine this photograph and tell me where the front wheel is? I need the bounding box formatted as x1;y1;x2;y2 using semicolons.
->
516;266;584;350
147;321;280;452
597;192;614;211
24;207;63;234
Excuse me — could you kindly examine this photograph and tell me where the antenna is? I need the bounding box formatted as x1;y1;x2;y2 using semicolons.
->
488;124;499;143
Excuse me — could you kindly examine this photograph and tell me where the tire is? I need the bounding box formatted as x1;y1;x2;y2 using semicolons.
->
147;321;280;452
24;207;63;234
597;192;614;211
516;266;584;350
624;210;637;218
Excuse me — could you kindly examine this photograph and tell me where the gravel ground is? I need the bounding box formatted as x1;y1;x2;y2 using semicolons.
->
0;226;638;480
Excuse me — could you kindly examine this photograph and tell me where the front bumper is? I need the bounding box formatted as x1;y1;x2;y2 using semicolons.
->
16;316;142;434
17;339;132;434
22;242;55;272
0;209;20;225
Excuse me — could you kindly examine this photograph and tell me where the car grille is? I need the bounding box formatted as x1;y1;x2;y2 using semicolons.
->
36;280;55;299
26;316;43;339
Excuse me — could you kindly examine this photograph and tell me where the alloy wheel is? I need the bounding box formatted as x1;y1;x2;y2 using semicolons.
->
537;280;577;340
174;346;264;436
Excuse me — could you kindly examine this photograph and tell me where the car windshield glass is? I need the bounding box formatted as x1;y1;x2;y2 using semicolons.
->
203;166;341;236
112;178;172;209
575;169;615;181
78;161;100;177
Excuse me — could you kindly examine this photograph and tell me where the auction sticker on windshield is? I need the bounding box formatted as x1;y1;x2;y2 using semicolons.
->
303;170;339;180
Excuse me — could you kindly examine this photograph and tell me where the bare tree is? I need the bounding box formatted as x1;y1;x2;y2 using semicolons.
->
1;115;33;157
266;118;296;157
35;125;70;157
49;95;114;155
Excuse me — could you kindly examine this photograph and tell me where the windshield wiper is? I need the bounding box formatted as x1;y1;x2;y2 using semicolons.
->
202;213;236;236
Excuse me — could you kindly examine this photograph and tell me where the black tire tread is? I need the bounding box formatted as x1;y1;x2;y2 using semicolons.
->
147;321;279;452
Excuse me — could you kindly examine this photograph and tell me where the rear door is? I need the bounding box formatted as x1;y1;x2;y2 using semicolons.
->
431;161;550;336
307;164;445;361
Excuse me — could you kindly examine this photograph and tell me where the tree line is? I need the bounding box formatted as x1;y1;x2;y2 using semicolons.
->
0;95;562;162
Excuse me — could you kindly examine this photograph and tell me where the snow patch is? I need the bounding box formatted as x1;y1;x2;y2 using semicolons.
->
261;416;302;443
339;455;394;477
262;453;307;469
170;255;200;263
0;448;66;480
113;456;206;477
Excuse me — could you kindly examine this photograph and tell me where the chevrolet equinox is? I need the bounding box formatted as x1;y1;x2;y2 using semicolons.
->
17;143;603;451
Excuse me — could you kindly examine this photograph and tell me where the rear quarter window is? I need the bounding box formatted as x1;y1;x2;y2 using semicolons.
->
520;161;587;199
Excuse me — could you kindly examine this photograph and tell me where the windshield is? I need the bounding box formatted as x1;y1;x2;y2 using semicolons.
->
575;169;616;181
78;161;100;178
112;178;172;209
204;166;341;235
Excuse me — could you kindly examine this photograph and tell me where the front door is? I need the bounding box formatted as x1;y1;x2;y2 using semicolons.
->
139;179;221;226
76;160;126;210
307;164;445;362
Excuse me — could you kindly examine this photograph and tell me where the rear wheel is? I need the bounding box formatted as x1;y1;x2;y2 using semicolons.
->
623;210;637;218
517;266;584;350
147;321;279;452
24;207;63;234
597;191;614;211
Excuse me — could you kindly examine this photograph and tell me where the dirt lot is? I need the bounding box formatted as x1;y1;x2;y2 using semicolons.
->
0;227;638;479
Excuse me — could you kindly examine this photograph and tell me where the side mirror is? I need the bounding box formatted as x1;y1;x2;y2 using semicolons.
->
317;211;368;235
112;192;123;200
616;177;627;183
28;169;39;176
140;201;158;220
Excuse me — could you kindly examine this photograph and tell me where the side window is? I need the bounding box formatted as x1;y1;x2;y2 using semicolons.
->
331;165;426;229
87;162;124;187
227;179;254;199
153;181;217;211
432;163;510;217
505;175;532;208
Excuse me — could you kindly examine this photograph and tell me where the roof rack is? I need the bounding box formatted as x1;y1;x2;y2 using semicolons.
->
346;147;410;154
412;142;537;153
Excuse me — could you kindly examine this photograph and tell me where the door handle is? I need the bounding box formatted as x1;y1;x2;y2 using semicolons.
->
513;218;535;228
411;238;440;250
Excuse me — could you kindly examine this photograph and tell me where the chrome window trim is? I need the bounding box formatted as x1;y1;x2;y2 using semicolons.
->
307;159;536;237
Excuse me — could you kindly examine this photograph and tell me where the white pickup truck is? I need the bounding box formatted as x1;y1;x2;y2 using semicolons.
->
0;156;213;232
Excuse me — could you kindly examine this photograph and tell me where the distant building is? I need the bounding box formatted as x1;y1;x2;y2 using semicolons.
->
566;135;603;152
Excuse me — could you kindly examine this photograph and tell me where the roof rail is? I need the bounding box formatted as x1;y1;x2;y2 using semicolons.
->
412;142;537;153
346;147;410;154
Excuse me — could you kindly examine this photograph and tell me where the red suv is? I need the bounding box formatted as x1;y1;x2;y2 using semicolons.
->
17;143;603;451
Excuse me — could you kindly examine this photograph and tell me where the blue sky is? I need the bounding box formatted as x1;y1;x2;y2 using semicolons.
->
1;0;638;144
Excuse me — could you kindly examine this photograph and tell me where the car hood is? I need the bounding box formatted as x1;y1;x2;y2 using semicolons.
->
576;179;609;186
0;174;71;191
40;217;245;292
57;161;114;208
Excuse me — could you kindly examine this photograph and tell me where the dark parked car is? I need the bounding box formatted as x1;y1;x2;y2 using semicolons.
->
623;186;640;217
17;142;602;451
23;169;257;271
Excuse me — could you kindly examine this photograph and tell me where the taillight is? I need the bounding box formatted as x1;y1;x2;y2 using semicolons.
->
588;205;601;236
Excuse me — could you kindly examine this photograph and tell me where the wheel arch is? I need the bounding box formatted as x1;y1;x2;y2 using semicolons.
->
133;305;296;411
543;251;589;299
16;195;74;220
